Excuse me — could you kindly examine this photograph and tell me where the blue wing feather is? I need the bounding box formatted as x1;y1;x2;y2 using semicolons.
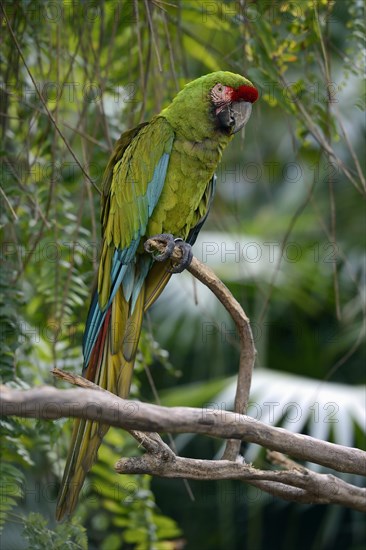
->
82;146;173;367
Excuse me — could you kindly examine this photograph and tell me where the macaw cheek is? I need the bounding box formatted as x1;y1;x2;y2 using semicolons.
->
217;101;252;134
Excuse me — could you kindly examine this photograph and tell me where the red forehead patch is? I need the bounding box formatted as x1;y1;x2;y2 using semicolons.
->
230;85;259;104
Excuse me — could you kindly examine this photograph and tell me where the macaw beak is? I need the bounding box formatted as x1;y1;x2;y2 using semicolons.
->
217;101;253;134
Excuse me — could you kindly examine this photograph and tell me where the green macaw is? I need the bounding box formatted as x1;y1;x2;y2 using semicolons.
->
56;71;258;520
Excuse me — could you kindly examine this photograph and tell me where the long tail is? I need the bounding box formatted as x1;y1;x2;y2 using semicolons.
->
56;262;170;520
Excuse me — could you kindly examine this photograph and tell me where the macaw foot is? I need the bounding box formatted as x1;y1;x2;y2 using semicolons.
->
144;233;193;273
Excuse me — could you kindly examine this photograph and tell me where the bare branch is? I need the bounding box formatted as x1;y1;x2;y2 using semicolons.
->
102;340;363;513
116;453;366;512
144;238;257;461
1;385;364;477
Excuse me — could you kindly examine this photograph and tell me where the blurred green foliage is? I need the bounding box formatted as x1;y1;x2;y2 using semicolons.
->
0;0;365;548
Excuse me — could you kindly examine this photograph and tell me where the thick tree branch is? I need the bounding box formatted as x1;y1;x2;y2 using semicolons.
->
1;385;364;477
2;385;365;510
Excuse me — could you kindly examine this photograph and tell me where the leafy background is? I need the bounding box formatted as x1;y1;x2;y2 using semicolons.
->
0;0;365;549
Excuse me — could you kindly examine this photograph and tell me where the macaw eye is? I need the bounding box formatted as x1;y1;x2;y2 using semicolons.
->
210;83;232;108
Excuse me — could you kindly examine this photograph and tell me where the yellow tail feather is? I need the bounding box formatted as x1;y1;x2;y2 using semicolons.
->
56;286;145;520
57;261;173;520
144;260;172;311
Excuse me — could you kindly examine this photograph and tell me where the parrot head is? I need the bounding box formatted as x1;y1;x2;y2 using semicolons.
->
162;71;258;139
210;78;258;134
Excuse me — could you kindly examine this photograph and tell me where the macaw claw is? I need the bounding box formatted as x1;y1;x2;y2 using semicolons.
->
144;233;175;260
144;234;193;273
168;237;193;273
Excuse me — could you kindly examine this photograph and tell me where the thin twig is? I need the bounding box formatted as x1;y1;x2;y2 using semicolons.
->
335;108;366;192
0;184;18;221
161;10;179;91
277;73;363;195
258;172;317;323
314;4;342;321
144;0;162;72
